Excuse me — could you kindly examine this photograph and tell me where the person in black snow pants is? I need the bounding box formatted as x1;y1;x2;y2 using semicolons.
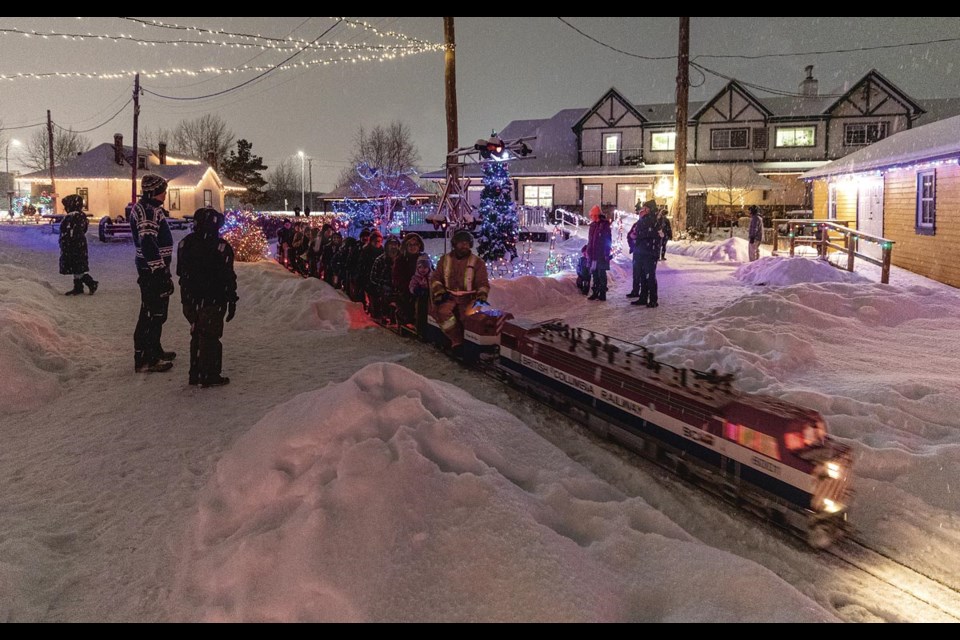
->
130;173;176;373
630;199;662;308
176;208;238;388
59;194;98;295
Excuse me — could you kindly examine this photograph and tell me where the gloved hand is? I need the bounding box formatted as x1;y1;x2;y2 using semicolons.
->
473;298;490;308
226;301;237;322
157;271;175;298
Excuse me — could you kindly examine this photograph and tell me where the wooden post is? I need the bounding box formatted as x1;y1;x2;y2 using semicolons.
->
672;17;689;232
789;222;796;256
131;74;140;206
819;223;827;260
847;233;856;273
47;110;57;214
880;242;892;284
771;220;780;255
443;17;459;186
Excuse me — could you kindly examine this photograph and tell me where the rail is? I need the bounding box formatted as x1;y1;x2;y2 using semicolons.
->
771;218;895;284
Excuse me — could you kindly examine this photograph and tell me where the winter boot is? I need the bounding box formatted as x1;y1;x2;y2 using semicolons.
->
158;350;177;362
201;375;230;388
597;292;606;301
81;274;98;294
625;291;640;298
135;361;174;373
587;291;599;301
65;279;84;296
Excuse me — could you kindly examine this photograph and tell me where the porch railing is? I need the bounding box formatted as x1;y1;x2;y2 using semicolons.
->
771;218;895;284
579;148;644;167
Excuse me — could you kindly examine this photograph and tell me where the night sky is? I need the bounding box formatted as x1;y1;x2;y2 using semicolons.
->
2;17;958;191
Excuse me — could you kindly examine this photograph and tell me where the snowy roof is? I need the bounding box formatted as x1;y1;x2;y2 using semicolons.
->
18;142;240;190
803;114;960;179
687;164;784;191
322;174;433;200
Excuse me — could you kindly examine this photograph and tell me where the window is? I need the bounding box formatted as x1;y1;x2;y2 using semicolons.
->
844;122;888;146
168;189;181;211
728;422;781;460
138;156;147;170
827;183;838;220
775;126;816;148
710;128;749;150
651;131;676;151
75;188;89;210
916;170;936;235
603;133;621;152
203;189;213;208
523;185;553;208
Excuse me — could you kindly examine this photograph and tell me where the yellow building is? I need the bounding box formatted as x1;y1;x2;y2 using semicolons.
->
805;114;960;287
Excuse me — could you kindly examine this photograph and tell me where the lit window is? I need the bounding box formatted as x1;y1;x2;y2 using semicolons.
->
203;189;213;208
604;134;620;152
523;185;553;208
775;126;816;148
651;132;676;151
827;183;838;220
784;432;805;451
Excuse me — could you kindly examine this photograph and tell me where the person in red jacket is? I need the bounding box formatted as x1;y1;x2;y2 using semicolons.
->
586;205;612;301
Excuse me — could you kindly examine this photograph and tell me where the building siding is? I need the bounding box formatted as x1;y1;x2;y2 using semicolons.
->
883;163;960;288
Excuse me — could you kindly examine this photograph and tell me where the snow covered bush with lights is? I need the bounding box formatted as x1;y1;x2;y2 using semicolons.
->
222;211;269;262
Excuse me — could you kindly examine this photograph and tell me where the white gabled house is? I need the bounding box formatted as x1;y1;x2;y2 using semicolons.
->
18;134;245;218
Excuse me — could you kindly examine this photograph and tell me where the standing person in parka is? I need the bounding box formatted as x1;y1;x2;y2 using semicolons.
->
657;208;673;261
176;207;238;388
130;173;176;373
586;205;612;301
748;205;764;262
59;194;98;295
630;199;662;308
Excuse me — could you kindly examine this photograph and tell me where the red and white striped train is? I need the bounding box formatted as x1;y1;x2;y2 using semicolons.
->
422;307;853;548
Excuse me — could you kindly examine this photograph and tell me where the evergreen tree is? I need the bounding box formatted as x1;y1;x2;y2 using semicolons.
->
475;159;519;262
222;139;268;205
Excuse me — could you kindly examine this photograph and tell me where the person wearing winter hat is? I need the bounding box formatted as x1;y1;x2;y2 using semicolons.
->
430;229;489;352
130;172;176;373
630;200;662;308
58;194;98;296
368;235;401;322
177;207;238;387
586;205;612;301
393;232;426;326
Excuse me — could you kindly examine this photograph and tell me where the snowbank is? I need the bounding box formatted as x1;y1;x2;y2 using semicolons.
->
488;274;579;316
174;363;833;622
669;237;751;263
735;256;867;286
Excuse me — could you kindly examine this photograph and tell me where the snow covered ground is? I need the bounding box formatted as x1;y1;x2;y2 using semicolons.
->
1;223;958;622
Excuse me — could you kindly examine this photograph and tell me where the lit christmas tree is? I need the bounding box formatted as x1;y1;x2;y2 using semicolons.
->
475;157;519;262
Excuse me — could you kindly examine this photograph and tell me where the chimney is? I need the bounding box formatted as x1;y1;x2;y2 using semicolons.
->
799;65;818;97
158;142;167;165
113;133;124;165
206;151;217;170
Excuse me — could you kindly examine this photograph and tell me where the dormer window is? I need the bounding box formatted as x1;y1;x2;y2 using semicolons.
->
138;156;147;169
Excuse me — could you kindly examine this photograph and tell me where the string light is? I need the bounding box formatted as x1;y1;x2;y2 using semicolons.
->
221;210;269;262
0;25;438;53
0;49;430;81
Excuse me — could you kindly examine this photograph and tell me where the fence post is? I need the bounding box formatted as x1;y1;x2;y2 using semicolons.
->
772;221;780;255
847;232;856;273
881;243;892;284
819;223;828;260
789;222;796;257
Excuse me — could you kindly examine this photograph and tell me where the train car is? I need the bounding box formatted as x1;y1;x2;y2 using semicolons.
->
422;300;512;365
496;318;852;547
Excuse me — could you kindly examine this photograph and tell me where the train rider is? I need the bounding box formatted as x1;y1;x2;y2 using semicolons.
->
430;229;490;351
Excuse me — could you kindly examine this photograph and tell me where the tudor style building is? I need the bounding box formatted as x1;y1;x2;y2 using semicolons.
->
425;68;956;222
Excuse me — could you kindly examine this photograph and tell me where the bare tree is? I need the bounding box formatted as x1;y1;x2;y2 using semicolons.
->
22;127;92;172
263;157;299;210
171;114;235;168
140;127;176;154
336;121;421;189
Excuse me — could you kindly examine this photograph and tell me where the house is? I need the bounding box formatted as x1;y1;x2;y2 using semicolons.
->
803;114;960;288
424;68;956;224
17;134;245;217
319;173;434;212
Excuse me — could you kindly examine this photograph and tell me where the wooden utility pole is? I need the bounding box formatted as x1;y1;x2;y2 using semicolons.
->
673;17;690;232
131;73;141;205
443;17;459;189
47;110;57;214
308;157;313;210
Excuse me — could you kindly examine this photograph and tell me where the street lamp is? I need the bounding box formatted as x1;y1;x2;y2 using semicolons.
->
297;150;305;215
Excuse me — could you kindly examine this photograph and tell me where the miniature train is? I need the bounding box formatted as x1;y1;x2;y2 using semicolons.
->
412;304;852;548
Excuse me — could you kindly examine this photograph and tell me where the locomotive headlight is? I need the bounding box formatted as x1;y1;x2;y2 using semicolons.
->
826;462;842;480
822;498;843;513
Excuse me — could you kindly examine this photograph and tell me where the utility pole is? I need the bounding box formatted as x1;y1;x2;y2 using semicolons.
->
308;157;313;210
131;73;141;206
673;17;689;232
47;110;57;214
443;17;460;211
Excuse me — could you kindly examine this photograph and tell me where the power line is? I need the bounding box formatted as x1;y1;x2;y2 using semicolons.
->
143;20;345;101
690;61;844;98
694;36;960;60
556;17;675;61
54;98;132;134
